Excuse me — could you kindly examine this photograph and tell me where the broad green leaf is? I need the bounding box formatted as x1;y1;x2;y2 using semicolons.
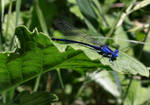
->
18;26;149;77
101;51;149;77
0;26;106;93
62;40;149;76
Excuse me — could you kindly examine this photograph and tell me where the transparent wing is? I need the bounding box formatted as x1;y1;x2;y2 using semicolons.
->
53;19;150;50
54;19;101;45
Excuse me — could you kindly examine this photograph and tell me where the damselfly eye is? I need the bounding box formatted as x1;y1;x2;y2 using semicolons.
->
114;50;119;57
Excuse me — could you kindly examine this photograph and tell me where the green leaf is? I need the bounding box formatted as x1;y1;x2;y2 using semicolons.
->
62;40;149;77
101;51;149;77
0;26;106;93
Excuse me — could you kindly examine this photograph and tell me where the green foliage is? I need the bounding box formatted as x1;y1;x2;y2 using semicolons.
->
0;26;106;93
0;25;149;94
0;91;58;105
0;0;150;105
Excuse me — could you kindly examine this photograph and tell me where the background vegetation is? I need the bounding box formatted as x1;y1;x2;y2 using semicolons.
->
0;0;150;105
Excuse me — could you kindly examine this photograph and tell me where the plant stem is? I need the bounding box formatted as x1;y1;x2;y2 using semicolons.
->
93;0;109;27
33;75;41;92
138;24;150;59
5;0;13;50
16;0;22;26
75;81;86;98
104;0;136;44
121;76;133;105
9;0;22;50
46;73;51;92
35;0;48;35
57;68;64;90
2;92;6;103
0;0;5;51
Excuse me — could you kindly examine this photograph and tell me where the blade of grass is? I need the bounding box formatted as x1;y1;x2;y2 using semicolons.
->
116;0;136;28
106;10;123;37
9;0;22;50
138;24;150;59
7;88;15;102
34;0;48;35
0;0;5;51
2;92;6;103
1;0;4;23
0;33;3;51
102;9;124;44
92;0;109;27
121;76;133;105
56;68;64;90
104;0;136;43
15;0;22;26
75;81;87;99
75;78;91;99
116;0;150;28
33;74;41;92
131;0;150;13
4;0;13;46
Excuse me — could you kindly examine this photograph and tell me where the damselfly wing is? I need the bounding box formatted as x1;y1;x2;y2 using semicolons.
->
52;19;150;61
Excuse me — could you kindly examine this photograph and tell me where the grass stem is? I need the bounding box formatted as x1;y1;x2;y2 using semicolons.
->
57;68;64;90
33;75;41;92
9;0;22;51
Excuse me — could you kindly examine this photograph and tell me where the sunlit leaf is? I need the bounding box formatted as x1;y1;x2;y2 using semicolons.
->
88;70;121;97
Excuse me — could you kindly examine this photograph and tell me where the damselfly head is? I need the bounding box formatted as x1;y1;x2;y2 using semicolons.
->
111;50;119;61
